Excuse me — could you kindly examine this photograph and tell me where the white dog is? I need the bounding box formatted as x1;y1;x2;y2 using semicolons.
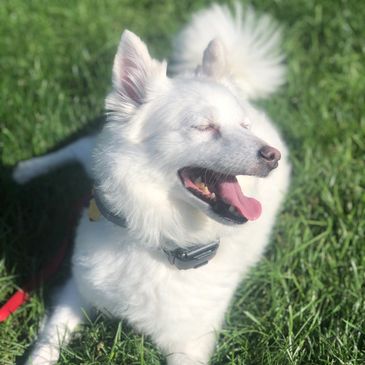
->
14;4;290;364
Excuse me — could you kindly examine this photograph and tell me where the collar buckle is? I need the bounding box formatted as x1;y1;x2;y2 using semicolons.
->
164;239;220;270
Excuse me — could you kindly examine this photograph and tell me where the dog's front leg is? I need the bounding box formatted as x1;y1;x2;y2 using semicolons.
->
25;277;90;365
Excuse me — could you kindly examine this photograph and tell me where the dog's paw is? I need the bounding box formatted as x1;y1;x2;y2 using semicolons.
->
167;353;207;365
24;344;60;365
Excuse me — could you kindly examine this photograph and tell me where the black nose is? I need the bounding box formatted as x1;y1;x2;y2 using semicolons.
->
259;145;281;170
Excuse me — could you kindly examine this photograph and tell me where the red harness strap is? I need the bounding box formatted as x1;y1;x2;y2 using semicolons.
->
0;197;86;322
0;290;29;321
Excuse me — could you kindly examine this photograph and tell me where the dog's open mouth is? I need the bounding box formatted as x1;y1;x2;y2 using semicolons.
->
178;167;262;224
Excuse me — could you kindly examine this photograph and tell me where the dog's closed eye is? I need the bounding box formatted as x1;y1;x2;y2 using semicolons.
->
192;123;220;135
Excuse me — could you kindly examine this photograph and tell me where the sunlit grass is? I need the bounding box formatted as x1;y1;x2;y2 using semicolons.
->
1;0;364;364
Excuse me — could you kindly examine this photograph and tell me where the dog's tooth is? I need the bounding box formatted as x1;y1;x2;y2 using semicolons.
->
196;180;210;194
211;193;216;200
228;205;236;213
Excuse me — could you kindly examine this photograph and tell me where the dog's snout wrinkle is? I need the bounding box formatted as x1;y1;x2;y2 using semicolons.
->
259;145;281;170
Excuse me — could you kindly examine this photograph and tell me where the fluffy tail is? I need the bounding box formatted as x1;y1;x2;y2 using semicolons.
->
171;3;285;99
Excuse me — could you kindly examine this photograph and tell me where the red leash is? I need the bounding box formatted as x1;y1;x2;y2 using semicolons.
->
0;197;86;322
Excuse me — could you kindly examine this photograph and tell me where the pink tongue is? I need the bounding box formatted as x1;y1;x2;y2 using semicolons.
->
217;178;262;221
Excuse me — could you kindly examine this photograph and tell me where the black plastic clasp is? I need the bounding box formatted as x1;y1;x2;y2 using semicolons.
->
164;239;220;270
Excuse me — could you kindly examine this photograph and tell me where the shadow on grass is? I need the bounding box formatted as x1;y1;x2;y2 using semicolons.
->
0;118;106;363
1;113;165;364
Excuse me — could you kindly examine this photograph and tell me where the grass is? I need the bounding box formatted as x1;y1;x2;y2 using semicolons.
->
0;0;364;364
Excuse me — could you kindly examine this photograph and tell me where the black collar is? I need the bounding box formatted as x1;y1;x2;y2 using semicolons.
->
93;191;127;227
91;190;220;270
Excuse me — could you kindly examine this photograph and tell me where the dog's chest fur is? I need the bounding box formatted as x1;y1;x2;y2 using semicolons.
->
72;166;287;340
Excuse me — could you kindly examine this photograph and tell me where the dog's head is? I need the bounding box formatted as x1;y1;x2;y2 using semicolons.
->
93;31;281;246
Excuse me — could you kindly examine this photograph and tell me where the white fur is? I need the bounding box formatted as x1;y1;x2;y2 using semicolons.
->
20;4;290;365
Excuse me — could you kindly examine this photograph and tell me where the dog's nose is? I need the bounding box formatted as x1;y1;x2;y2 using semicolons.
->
259;145;281;169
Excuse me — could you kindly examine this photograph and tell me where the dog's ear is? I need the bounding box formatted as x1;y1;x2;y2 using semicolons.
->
112;30;166;105
201;38;227;78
